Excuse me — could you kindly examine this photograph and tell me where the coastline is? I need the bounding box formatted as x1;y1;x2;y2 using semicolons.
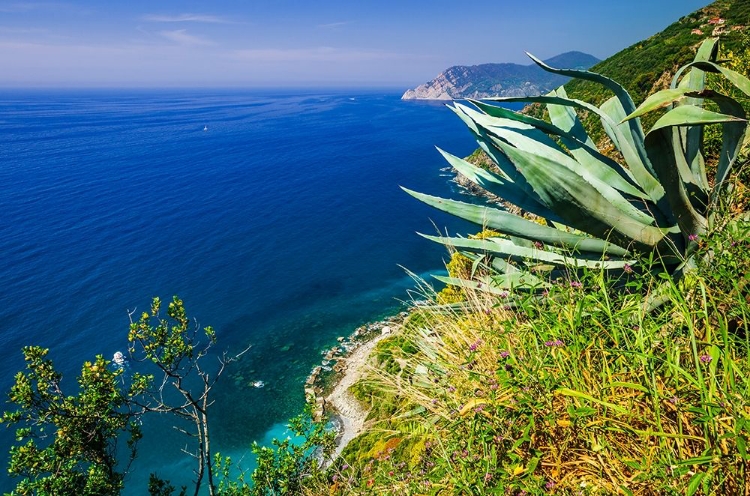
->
304;312;408;461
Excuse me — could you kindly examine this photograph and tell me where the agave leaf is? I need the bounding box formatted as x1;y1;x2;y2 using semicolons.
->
600;97;666;205
672;125;709;212
450;104;544;202
469;98;563;135
690;61;750;99
667;37;719;162
470;252;485;277
644;128;707;239
546;88;645;198
526;52;648;151
402;188;630;256
626;88;694;120
546;87;588;141
454;102;559;149
459;101;648;217
471;96;643;196
436;147;564;222
463;110;655;217
674;71;710;192
483;90;654;181
626;89;709;207
650;106;745;132
420;233;636;269
462;250;521;274
670;38;719;88
694;37;720;65
525;52;639;116
673;37;717;94
679;38;713;110
491;256;520;274
489;137;664;244
672;69;711;189
472;97;633;187
630;88;748;199
707;93;749;198
447;102;482;136
433;273;548;292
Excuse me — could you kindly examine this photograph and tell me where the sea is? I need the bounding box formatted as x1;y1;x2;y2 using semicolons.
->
0;88;497;492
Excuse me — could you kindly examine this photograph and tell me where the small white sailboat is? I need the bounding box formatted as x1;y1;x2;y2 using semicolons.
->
203;125;208;132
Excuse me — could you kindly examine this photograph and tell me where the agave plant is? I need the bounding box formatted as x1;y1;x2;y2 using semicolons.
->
404;38;750;293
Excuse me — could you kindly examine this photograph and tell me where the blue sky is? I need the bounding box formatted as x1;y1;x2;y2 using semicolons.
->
0;0;711;88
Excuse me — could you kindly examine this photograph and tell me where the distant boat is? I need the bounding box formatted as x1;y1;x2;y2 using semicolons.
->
203;125;208;132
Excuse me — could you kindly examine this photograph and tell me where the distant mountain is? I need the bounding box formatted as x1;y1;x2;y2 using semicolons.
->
401;51;600;100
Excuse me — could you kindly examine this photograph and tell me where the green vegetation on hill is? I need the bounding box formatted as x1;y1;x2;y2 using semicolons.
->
567;0;750;107
309;213;750;494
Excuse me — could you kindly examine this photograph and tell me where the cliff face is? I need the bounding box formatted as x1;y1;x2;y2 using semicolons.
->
402;51;600;100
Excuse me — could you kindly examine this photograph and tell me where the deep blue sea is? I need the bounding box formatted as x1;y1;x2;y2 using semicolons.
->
0;88;487;491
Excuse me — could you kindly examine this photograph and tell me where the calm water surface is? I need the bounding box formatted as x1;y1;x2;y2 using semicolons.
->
0;88;488;490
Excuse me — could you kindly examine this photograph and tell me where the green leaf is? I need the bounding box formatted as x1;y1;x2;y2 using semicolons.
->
469;252;484;278
436;147;563;222
554;388;630;415
686;472;705;496
402;187;630;256
650;105;745;132
475;94;646;199
547;87;646;198
420;233;636;269
527;51;649;153
449;104;545;204
626;88;693;121
484;128;656;227
644;128;707;238
489;138;670;249
433;273;547;292
691;60;750;99
600;97;666;205
681;40;717;190
484;92;657;194
705;93;749;198
526;52;638;116
491;256;521;274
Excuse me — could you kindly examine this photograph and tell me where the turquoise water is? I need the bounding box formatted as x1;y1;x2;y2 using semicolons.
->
0;88;493;491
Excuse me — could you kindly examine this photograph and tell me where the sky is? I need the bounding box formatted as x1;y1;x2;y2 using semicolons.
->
0;0;712;88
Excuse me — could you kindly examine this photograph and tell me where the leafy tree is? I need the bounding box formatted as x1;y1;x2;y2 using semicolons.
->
1;296;249;496
0;347;144;495
127;296;244;496
248;409;335;495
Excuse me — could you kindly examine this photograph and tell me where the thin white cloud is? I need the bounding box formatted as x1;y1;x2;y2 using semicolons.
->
0;26;47;34
0;38;429;86
230;46;406;63
0;2;69;13
159;29;214;46
316;21;352;29
142;13;230;24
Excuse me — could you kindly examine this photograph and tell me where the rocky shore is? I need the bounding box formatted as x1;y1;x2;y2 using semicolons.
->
304;312;409;458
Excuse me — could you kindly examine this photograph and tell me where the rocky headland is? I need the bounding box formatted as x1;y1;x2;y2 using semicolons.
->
402;51;599;100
